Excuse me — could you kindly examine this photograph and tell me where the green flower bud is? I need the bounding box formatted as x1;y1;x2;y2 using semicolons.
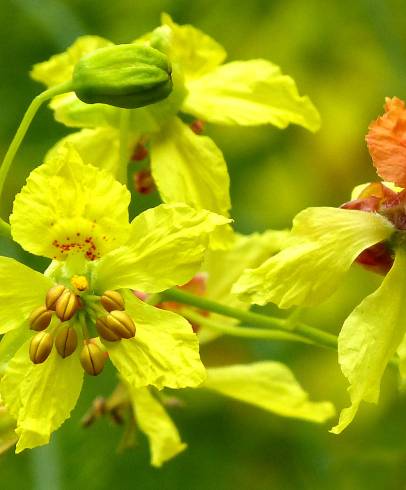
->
45;284;66;310
72;44;173;109
55;326;78;358
100;290;125;313
95;317;121;342
106;310;136;339
29;332;53;364
29;305;53;331
55;289;80;321
80;342;106;376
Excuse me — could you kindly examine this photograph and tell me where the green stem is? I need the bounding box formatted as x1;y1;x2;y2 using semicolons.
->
161;288;338;350
0;80;73;209
183;309;312;344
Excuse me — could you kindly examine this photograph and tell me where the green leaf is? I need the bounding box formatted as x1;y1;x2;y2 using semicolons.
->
204;362;335;422
182;59;321;131
331;249;406;434
233;207;394;307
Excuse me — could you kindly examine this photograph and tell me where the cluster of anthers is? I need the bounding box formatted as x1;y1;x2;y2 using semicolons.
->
27;276;135;376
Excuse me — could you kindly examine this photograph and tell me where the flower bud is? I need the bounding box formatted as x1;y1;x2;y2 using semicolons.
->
80;342;106;376
95;317;121;342
55;290;80;321
100;290;125;313
45;284;66;310
106;311;136;339
29;306;53;331
29;332;53;364
55;326;78;358
72;44;173;109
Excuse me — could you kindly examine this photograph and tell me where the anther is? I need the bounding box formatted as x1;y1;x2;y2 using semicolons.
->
55;326;78;358
29;331;53;364
80;341;106;376
96;317;121;342
100;290;125;313
55;289;80;321
106;311;136;339
29;306;53;331
45;285;66;310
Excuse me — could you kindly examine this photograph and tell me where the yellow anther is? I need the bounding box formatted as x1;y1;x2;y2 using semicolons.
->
29;331;53;364
106;310;136;339
100;290;125;313
95;317;121;342
55;289;80;321
55;326;78;358
29;305;53;331
71;275;89;292
80;341;106;376
46;285;66;310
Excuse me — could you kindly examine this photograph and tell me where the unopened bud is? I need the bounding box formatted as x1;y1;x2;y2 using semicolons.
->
80;342;106;376
72;44;172;109
29;306;53;331
46;285;66;310
29;331;53;364
55;326;78;358
101;290;125;312
55;290;80;321
106;311;136;339
96;317;121;342
134;169;156;195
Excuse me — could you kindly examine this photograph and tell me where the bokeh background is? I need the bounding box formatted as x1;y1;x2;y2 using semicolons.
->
1;0;406;488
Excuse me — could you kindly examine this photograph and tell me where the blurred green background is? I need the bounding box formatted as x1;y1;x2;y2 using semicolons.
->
1;0;406;489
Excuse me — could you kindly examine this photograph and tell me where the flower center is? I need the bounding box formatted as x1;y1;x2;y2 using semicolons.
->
27;279;136;375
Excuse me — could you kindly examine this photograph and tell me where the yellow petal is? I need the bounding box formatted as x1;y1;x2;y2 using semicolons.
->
331;249;406;434
233;207;394;307
204;362;335;423
129;387;186;467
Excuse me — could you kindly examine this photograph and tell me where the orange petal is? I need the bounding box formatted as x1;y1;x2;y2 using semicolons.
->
366;97;406;187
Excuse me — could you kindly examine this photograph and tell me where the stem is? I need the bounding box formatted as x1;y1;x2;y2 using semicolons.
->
161;288;338;350
183;309;312;344
0;81;73;207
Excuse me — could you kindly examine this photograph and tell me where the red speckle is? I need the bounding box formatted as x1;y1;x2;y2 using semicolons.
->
52;235;100;261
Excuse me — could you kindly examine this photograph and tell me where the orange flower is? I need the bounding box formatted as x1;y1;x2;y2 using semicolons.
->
366;97;406;187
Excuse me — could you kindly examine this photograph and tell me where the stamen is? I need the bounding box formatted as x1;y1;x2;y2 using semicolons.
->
80;341;106;376
55;326;78;358
29;305;53;331
100;290;125;312
55;289;80;321
105;311;136;339
45;284;66;310
29;331;53;364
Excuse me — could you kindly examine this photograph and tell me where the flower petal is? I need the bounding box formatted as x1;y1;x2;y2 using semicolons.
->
182;60;320;132
129;387;186;467
204;362;335;423
0;258;52;334
233;207;394;307
1;342;83;452
366;97;406;187
31;35;112;88
11;144;130;260
151;118;230;215
45;127;138;182
92;203;229;293
105;295;205;390
331;249;406;434
161;13;226;81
